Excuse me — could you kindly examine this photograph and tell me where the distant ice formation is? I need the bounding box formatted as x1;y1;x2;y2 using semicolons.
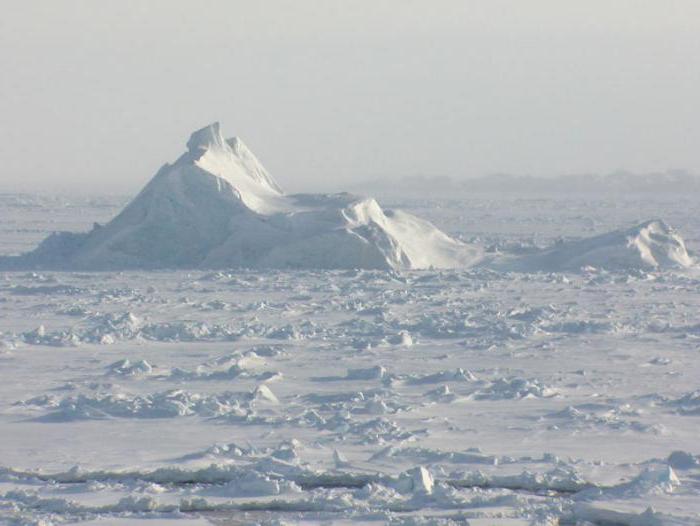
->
496;219;694;272
7;123;481;271
0;123;694;272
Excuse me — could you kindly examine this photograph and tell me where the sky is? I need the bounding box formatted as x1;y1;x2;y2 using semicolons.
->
1;0;699;194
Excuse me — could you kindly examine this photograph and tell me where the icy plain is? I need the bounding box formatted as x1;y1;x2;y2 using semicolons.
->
1;192;699;525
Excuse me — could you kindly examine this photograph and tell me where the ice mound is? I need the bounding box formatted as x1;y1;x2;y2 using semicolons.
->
393;466;434;494
474;376;557;400
500;219;694;272
602;466;681;497
7;123;480;271
20;387;285;422
107;358;153;376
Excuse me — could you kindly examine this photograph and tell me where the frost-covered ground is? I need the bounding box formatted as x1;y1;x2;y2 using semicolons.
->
1;193;699;525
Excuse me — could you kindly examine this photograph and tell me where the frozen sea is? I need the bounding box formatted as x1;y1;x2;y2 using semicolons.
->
1;192;699;525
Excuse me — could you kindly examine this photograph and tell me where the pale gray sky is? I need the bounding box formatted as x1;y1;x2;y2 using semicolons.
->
1;0;699;193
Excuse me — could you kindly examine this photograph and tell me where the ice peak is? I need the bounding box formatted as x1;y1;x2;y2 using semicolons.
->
226;136;247;155
187;122;227;153
181;122;284;197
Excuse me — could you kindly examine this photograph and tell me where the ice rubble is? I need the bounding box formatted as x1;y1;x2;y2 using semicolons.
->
8;450;682;525
7;123;480;271
107;358;153;376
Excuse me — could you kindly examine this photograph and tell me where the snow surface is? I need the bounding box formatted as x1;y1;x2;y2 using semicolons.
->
1;191;700;524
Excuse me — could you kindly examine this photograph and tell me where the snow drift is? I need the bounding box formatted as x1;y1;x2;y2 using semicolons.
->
496;219;694;272
6;123;481;271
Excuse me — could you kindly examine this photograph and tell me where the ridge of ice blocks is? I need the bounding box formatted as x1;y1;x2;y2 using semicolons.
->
6;123;481;271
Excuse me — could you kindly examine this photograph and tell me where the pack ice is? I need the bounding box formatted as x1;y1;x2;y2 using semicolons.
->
3;191;700;524
6;123;480;271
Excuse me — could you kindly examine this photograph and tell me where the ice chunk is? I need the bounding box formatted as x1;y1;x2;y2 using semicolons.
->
253;384;279;404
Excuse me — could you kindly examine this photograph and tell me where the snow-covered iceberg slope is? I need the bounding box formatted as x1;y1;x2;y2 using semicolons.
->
2;123;693;273
496;219;694;272
7;123;481;271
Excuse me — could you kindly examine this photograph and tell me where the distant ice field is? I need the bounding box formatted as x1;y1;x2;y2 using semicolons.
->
1;193;699;525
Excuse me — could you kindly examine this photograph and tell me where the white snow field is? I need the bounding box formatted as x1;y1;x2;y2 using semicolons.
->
1;134;700;525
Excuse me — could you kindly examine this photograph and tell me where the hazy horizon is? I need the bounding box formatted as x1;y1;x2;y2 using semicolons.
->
2;1;700;194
